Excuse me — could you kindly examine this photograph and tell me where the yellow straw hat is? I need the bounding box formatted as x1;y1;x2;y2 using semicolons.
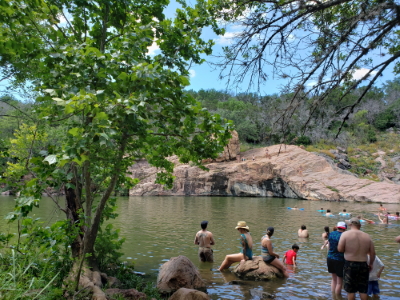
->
235;221;249;231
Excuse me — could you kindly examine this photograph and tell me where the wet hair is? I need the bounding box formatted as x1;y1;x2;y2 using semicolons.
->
343;209;347;212
200;221;208;230
396;212;399;216
327;209;331;213
292;244;300;250
324;226;330;238
266;227;274;237
301;225;306;230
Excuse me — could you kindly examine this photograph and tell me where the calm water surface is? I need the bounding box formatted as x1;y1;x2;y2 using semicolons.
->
1;196;400;300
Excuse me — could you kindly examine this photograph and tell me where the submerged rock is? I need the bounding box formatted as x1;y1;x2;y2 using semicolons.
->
157;256;206;295
232;256;283;281
105;288;146;299
168;288;210;300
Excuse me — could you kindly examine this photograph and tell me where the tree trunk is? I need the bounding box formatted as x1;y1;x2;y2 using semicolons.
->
65;186;84;259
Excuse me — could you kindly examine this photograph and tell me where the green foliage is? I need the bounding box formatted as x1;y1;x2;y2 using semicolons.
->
95;223;125;271
106;265;163;299
295;136;312;146
374;109;397;130
0;218;74;299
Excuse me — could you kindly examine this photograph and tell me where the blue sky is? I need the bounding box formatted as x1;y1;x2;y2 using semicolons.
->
1;1;396;99
158;1;397;96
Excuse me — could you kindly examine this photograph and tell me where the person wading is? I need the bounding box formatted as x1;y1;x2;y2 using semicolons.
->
338;218;376;300
194;220;215;262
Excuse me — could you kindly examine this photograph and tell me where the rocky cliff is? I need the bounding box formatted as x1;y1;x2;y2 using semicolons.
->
128;145;400;203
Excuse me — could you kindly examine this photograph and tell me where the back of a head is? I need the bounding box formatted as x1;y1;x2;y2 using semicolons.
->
343;209;346;212
324;226;330;233
267;227;274;237
327;209;331;212
201;220;208;230
396;212;399;216
301;225;306;230
292;244;299;250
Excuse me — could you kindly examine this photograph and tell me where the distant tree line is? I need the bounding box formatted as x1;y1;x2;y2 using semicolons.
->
187;77;400;146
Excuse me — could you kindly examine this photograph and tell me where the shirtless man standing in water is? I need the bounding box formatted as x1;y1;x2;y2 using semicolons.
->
338;218;375;300
194;221;215;262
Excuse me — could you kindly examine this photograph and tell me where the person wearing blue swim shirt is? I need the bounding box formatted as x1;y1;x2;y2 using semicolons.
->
339;209;352;216
218;221;253;271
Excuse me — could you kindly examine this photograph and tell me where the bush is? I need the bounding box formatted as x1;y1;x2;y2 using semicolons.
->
374;110;396;130
296;135;312;146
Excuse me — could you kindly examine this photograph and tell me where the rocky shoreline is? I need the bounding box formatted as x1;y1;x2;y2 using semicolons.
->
129;144;400;203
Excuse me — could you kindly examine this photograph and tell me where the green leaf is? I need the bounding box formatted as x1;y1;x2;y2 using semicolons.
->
95;112;108;120
178;76;190;86
68;128;81;136
26;178;38;187
43;155;57;165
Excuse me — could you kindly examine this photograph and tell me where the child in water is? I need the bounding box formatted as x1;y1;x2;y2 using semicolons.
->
283;244;300;267
367;254;385;297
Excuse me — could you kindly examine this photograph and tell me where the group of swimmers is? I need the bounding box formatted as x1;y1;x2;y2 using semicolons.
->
194;203;400;300
319;205;400;224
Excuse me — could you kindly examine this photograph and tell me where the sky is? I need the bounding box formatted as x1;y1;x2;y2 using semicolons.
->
158;1;397;96
1;1;396;99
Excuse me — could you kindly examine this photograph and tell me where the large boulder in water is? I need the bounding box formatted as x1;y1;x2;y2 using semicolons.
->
233;256;283;280
157;256;206;295
168;288;210;300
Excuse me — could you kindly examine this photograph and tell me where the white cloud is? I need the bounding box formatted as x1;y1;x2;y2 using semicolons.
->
147;42;159;56
189;69;196;78
352;68;378;80
306;80;317;87
215;31;241;45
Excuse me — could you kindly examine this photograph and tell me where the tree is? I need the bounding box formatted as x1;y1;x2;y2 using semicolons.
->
1;0;232;297
202;0;400;136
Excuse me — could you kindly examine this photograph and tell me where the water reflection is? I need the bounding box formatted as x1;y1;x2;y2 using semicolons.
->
1;195;400;299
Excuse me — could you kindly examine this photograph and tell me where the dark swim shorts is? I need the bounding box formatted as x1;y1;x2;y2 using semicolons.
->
262;255;276;264
343;260;369;294
327;257;345;277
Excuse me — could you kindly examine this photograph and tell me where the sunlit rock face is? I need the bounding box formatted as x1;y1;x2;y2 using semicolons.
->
128;144;400;203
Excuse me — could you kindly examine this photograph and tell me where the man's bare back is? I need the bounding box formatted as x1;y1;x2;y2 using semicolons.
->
194;230;215;248
338;221;375;264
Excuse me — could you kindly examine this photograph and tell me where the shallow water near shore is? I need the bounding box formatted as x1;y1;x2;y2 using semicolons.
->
1;195;400;299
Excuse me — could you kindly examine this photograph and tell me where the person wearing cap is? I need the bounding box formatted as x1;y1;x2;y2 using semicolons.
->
218;221;253;271
323;221;347;297
338;217;376;300
194;220;215;262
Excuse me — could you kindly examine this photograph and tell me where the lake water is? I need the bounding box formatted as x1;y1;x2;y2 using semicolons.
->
1;195;400;299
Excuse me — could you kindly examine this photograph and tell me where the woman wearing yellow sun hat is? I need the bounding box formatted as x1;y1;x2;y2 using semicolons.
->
218;221;253;271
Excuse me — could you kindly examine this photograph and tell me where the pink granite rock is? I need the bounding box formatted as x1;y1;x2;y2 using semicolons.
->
128;145;400;203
